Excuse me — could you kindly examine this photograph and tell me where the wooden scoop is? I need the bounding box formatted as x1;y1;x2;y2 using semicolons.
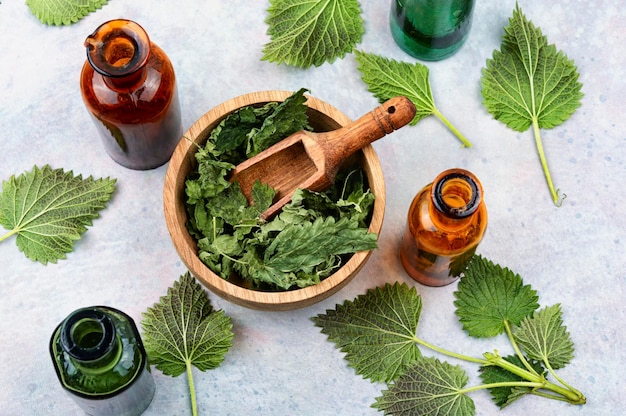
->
230;95;416;220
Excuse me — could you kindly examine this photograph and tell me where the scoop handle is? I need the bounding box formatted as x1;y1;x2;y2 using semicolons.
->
319;96;416;171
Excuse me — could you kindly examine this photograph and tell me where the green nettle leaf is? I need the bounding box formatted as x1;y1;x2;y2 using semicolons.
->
312;282;423;383
0;165;116;264
514;304;575;370
481;5;583;205
141;273;234;416
315;255;586;412
263;0;365;68
354;50;472;147
454;255;540;338
373;357;475;416
26;0;109;26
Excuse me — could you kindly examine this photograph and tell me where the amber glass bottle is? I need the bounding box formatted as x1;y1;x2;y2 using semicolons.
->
400;168;487;286
80;19;182;170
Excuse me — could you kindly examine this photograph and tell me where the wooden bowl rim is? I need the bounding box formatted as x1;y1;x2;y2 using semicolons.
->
164;90;386;310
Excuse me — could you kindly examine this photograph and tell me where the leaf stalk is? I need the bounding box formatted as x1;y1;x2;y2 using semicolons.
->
483;352;585;404
413;334;586;405
532;118;563;206
432;108;473;148
0;229;19;243
503;320;541;377
412;336;487;365
186;361;198;416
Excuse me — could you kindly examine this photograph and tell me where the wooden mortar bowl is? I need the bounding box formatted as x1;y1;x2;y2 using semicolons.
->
163;91;385;310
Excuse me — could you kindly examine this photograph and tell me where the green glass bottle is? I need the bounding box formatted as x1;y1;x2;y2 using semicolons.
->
390;0;476;61
50;306;155;416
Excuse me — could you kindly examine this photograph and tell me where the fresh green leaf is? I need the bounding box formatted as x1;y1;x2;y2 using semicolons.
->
312;282;423;383
373;357;475;416
479;354;545;408
26;0;108;26
263;0;365;68
141;272;234;416
481;5;583;131
0;165;116;264
141;272;234;375
481;5;583;205
514;304;574;370
355;50;472;147
315;255;586;412
355;51;433;125
454;255;539;338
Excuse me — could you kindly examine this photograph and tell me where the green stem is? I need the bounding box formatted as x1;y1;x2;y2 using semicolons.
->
532;118;563;206
457;380;543;396
412;334;585;405
0;228;18;243
543;359;586;403
483;351;543;383
412;336;487;365
503;320;540;377
182;135;201;149
484;352;585;404
186;361;198;416
432;108;472;148
458;381;576;403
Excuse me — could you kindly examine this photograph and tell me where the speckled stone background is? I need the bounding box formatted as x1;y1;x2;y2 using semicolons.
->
0;1;624;415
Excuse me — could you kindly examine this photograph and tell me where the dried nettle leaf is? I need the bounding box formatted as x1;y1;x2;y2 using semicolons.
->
185;89;378;291
481;5;583;205
263;0;365;68
26;0;109;26
141;273;234;416
0;165;116;264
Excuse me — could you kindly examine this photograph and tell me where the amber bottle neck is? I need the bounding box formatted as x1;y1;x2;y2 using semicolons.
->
430;169;483;219
84;19;151;88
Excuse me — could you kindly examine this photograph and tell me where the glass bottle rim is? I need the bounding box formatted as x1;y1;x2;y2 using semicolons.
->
431;169;482;219
60;307;116;362
84;19;150;78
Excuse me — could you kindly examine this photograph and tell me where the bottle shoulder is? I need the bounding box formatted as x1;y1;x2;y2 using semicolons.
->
408;193;487;254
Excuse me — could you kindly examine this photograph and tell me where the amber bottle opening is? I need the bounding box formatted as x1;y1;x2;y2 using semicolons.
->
431;170;482;219
84;19;150;78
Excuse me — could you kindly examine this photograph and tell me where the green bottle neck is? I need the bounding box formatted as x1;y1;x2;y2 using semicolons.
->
60;308;123;375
